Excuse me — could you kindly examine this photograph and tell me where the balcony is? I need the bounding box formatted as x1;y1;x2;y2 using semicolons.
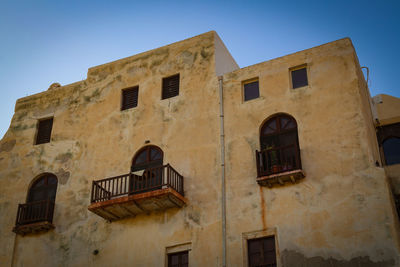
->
256;146;305;187
13;199;55;235
88;164;186;221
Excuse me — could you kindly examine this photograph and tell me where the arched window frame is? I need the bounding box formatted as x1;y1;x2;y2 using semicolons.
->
27;173;58;203
130;145;164;193
131;145;164;172
257;113;301;176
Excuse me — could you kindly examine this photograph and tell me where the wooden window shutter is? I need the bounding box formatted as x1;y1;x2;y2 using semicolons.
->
162;74;180;99
248;236;277;267
35;118;53;145
121;86;139;110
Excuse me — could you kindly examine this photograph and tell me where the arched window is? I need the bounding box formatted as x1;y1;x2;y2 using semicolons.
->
131;145;163;171
257;114;301;176
16;174;58;227
131;146;164;193
28;174;58;203
383;137;400;165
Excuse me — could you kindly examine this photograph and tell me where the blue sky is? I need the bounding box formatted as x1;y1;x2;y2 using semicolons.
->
1;0;399;138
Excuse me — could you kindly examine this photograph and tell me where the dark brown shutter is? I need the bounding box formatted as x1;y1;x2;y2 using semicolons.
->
121;86;139;110
248;236;277;267
35;118;53;145
162;74;180;99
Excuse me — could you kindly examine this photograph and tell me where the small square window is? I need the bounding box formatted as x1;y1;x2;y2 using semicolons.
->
121;86;139;110
162;74;180;99
291;66;308;89
35;117;53;145
168;251;188;267
243;80;259;101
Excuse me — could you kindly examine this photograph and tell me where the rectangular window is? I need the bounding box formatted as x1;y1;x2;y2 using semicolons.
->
162;74;180;99
35;117;53;145
243;79;259;101
121;86;139;110
168;251;188;267
291;66;308;89
248;236;277;267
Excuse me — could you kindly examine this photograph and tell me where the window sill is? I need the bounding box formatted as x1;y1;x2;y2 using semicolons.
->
257;169;305;188
291;84;310;90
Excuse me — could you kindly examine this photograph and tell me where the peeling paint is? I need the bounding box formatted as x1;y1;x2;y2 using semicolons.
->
56;168;71;185
55;152;73;163
0;139;16;152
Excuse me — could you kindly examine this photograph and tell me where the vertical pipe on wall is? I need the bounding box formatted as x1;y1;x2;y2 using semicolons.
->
218;76;227;267
11;234;18;267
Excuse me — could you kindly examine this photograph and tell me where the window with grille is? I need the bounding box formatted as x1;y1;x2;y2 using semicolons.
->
35;117;53;145
162;74;180;99
248;236;277;267
121;86;139;110
243;79;260;101
168;251;188;267
291;66;308;89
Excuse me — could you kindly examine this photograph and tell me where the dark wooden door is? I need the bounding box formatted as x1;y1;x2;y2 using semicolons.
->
248;236;277;267
131;146;163;193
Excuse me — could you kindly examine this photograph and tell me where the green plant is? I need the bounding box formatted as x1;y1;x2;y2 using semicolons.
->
266;145;280;168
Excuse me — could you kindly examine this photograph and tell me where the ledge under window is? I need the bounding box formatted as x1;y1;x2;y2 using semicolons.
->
13;221;54;235
13;199;55;235
256;169;305;187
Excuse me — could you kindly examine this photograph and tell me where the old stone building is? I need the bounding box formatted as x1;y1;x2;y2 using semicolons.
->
0;31;399;267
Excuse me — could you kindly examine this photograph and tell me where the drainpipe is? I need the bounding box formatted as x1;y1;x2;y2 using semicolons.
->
361;67;379;124
218;76;227;267
11;234;18;267
361;66;382;166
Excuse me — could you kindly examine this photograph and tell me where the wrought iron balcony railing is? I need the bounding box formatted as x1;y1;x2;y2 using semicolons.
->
90;164;184;203
256;145;301;177
14;199;55;226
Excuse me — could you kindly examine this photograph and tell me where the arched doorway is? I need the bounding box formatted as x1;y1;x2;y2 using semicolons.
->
131;145;163;172
131;146;164;193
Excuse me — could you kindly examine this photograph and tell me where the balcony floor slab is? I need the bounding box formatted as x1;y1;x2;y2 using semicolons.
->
13;221;54;235
88;187;187;221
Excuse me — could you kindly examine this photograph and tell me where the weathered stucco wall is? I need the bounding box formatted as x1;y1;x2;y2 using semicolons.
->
0;31;233;267
0;32;399;267
222;38;400;266
374;94;400;126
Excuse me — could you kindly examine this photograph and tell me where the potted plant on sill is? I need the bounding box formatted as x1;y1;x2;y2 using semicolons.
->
267;146;281;174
